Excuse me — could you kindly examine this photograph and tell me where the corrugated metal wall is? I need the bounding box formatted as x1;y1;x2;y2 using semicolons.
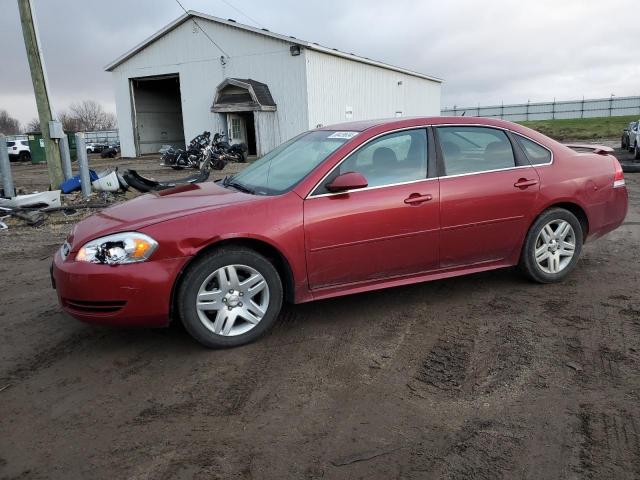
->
305;50;441;129
441;96;640;121
111;18;308;157
111;16;442;157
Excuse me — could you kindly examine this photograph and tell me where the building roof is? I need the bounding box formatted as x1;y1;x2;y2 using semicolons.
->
104;10;442;83
212;78;277;112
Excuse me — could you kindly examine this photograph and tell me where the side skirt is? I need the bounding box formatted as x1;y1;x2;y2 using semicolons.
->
301;260;514;303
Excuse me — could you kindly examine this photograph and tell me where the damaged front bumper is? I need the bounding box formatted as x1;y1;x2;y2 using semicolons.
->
51;249;189;327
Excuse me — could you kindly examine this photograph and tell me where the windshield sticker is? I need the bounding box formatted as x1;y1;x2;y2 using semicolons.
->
327;131;358;139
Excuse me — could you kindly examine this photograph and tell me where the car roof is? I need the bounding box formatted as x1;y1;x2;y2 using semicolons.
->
318;116;526;132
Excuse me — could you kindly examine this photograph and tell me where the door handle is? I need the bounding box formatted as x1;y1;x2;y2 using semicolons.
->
514;178;538;188
404;193;433;205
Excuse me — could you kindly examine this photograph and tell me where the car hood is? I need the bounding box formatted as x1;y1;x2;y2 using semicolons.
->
68;182;255;251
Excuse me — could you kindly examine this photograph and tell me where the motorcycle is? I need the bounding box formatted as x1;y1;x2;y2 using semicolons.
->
128;133;227;193
160;132;211;170
212;132;248;163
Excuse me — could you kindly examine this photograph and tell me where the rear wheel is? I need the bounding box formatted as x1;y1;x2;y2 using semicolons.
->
634;142;640;160
19;151;31;162
177;247;283;348
519;208;583;283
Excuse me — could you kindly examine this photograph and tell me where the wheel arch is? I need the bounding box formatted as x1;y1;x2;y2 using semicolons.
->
169;236;296;323
533;201;590;239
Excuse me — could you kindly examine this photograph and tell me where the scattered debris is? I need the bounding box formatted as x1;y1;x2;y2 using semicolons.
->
0;190;61;209
122;168;210;193
566;361;583;372
60;170;99;194
330;447;403;467
11;210;46;227
92;171;120;192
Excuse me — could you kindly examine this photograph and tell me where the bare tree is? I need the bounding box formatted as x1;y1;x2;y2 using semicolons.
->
57;111;81;132
24;117;41;133
0;110;21;135
69;100;116;131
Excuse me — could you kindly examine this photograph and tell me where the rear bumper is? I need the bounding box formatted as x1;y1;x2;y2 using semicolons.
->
589;186;629;241
52;249;189;327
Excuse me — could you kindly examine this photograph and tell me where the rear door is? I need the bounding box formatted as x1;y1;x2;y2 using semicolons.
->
435;126;540;268
303;128;440;288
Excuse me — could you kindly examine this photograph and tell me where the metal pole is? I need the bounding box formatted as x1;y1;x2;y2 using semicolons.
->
59;135;73;181
17;0;64;188
75;133;91;198
0;137;15;198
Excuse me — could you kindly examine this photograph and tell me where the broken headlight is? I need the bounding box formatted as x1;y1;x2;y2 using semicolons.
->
75;232;158;265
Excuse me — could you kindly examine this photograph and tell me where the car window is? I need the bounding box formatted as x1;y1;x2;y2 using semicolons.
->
514;134;551;165
437;126;515;176
7;142;15;147
332;129;428;189
229;130;355;195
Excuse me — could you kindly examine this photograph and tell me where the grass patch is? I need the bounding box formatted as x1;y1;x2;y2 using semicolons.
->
518;115;638;141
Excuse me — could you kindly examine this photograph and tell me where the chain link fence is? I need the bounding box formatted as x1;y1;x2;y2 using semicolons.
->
441;95;640;121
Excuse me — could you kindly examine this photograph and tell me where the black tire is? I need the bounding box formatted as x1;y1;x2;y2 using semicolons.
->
622;162;640;173
634;143;640;160
519;208;583;284
177;247;283;348
19;151;31;162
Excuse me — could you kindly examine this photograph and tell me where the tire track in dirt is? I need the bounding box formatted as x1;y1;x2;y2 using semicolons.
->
408;294;534;400
1;328;105;384
404;419;525;479
572;404;640;478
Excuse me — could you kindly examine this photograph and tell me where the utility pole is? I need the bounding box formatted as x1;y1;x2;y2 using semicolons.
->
18;0;64;189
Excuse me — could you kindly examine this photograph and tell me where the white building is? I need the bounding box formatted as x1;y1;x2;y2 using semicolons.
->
106;10;442;158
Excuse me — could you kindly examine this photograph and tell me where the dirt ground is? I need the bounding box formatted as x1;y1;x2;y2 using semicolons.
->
1;145;639;479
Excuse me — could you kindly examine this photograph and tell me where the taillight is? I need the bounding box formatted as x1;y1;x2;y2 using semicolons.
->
613;159;625;188
12;146;17;150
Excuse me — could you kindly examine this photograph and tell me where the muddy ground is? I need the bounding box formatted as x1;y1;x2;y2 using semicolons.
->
1;146;639;479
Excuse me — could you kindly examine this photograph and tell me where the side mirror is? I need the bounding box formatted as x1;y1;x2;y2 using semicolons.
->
326;172;368;193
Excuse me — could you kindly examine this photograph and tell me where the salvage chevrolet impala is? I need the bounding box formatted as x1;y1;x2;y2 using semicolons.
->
52;117;628;348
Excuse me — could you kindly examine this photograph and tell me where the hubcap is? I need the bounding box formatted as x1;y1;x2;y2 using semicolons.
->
534;219;576;274
196;264;269;336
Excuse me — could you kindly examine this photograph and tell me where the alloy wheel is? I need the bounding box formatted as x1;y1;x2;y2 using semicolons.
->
534;220;576;274
195;264;270;336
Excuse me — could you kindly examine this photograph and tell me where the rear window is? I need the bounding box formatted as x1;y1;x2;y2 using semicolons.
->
515;135;552;165
437;126;516;176
21;141;29;146
7;142;15;147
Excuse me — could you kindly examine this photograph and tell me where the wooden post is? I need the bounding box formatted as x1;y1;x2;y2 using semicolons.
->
17;0;63;189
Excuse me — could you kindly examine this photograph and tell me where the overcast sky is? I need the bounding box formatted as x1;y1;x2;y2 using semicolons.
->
1;0;638;126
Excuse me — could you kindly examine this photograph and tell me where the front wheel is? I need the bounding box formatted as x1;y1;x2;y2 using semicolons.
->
634;143;640;160
177;247;283;348
519;208;583;283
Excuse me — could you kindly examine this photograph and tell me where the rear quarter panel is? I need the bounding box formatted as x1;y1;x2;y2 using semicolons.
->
533;148;625;240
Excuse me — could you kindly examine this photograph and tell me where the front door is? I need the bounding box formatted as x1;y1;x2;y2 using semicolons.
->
227;113;247;146
304;128;440;289
435;125;540;268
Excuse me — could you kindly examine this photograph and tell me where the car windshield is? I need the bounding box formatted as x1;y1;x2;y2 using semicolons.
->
224;130;358;195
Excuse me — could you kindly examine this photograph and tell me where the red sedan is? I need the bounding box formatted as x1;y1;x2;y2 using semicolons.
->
52;117;628;348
